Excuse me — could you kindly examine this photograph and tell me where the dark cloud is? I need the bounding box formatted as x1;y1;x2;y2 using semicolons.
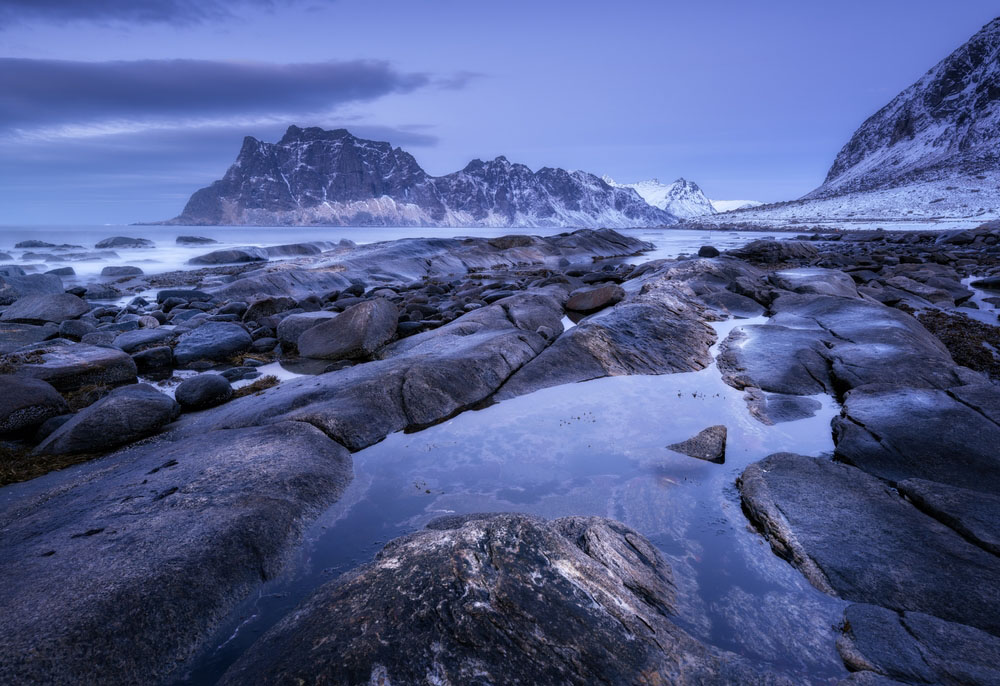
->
0;0;303;26
0;58;428;134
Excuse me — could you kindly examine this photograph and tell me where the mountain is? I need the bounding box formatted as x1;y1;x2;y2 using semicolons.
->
169;127;676;228
602;176;716;218
710;199;763;213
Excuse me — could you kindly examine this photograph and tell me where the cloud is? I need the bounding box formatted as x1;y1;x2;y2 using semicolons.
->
0;0;306;27
0;58;429;140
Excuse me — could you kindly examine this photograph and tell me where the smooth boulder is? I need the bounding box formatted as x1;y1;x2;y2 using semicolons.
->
175;374;233;411
173;322;252;365
297;298;397;361
565;284;625;313
34;383;179;455
667;424;727;463
5;341;137;392
0;293;90;324
188;247;268;265
95;236;154;249
0;375;68;435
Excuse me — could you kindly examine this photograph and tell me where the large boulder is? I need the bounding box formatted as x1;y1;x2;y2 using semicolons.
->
297;298;397;361
188;247;268;265
726;240;818;264
242;295;296;323
112;328;177;354
220;513;785;686
0;375;68;435
565;284;625;313
833;385;1000;492
0;293;89;324
0;422;352;685
739;453;1000;636
276;310;338;350
769;268;858;298
5;341;137;392
0;271;64;306
0;322;56;354
173;322;252;365
34;383;179;455
100;265;143;277
94;236;154;249
175;374;233;411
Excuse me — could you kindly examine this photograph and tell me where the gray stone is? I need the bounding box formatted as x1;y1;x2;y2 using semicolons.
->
94;236;154;249
276;311;338;350
57;318;96;340
668;424;727;463
0;293;90;324
220;513;788;686
0;375;68;435
175;374;233;411
155;289;212;304
739;453;1000;635
298;297;397;361
35;383;179;455
100;265;143;277
718;325;834;396
698;291;766;318
727;240;818;264
898;478;1000;556
0;272;65;306
132;346;173;378
769;268;858;298
175;235;217;244
0;422;352;685
243;295;296;323
565;284;625;313
743;389;823;425
188;247;268;265
833;385;1000;492
0;322;56;353
112;327;177;353
6;341;137;392
173;322;252;365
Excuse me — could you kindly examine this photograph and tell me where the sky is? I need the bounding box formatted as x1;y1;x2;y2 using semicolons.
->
1;1;997;224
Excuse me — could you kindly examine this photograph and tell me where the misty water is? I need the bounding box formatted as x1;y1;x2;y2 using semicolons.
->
175;318;848;685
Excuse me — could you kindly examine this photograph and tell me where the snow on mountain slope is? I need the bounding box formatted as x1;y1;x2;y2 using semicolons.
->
602;176;716;218
169;127;676;228
710;199;764;213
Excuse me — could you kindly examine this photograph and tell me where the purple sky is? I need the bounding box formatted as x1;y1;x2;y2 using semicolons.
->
1;1;997;224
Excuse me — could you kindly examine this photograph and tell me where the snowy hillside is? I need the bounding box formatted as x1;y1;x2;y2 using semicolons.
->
710;199;763;213
602;176;716;218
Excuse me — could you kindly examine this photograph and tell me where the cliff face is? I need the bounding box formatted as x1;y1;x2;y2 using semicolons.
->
171;126;675;228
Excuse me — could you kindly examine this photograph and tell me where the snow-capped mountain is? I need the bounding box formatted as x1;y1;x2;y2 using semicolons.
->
169;127;677;228
811;16;1000;198
602;176;716;218
710;199;763;213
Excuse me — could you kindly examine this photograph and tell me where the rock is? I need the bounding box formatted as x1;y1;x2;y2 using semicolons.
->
34;383;180;455
188;247;268;265
243;295;296;323
220;513;785;686
743;389;823;425
0;375;68;435
137;315;159;329
173;322;252;365
45;267;75;276
175;374;233;411
0;293;89;324
837;603;1000;686
727;240;818;264
970;275;1000;289
175;235;217;244
897;478;1000;556
769;268;858;298
100;266;143;277
739;453;1000;635
833;385;1000;492
131;346;173;378
5;341;137;392
718;325;834;396
298;298;397;361
0;422;352;685
498;282;714;399
264;241;333;257
111;328;176;353
155;289;212;305
698;245;720;257
57;318;96;340
698;291;766;318
565;284;625;313
667;425;727;463
95;236;154;249
275;311;338;350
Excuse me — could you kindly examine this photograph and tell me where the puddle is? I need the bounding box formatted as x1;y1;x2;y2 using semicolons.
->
961;276;1000;325
174;317;848;684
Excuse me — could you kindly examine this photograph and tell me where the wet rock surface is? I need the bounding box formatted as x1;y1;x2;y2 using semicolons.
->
668;424;727;463
297;297;397;360
220;513;789;686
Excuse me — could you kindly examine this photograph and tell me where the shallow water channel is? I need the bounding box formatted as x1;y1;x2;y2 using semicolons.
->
177;318;849;684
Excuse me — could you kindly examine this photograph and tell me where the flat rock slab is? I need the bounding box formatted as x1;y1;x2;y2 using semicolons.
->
838;603;1000;686
668;424;727;463
770;268;858;298
718;325;834;396
565;284;625;313
0;293;90;324
833;385;1000;492
0;422;352;685
898;478;1000;556
173;322;252;365
497;280;714;399
6;341;137;392
35;383;179;455
220;513;789;686
0;272;63;306
739;453;1000;636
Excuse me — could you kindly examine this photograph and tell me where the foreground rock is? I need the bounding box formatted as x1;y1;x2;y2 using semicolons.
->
667;424;727;463
4;340;137;392
220;513;788;686
0;293;90;324
0;422;352;684
175;374;232;411
739;453;1000;636
297;297;397;360
173;322;252;365
0;270;64;305
565;283;625;313
0;375;68;435
35;384;179;455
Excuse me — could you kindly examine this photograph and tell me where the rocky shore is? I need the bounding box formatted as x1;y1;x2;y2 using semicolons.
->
1;224;998;684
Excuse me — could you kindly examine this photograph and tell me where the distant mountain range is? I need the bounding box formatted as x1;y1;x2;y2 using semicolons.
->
167;127;677;228
601;176;761;218
709;16;1000;224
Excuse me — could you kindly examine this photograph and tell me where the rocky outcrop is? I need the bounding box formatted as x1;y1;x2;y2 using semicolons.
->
220;513;789;686
168;126;676;228
297;298;397;360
